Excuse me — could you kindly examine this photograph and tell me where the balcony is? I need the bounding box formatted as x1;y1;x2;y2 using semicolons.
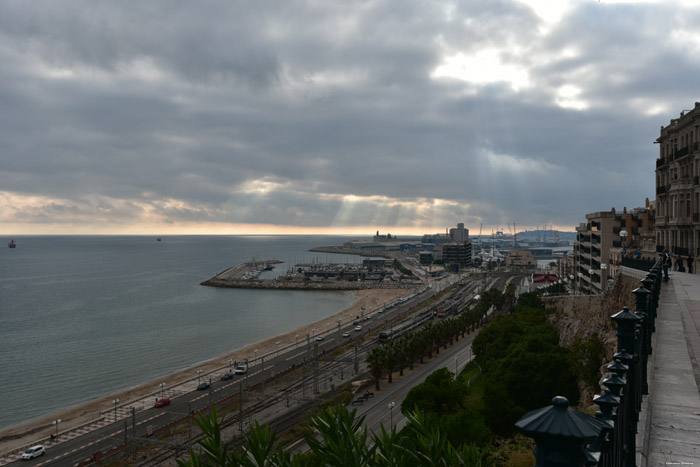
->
673;246;689;256
695;176;699;186
656;158;666;168
675;146;689;159
613;241;621;248
656;185;667;195
657;245;665;253
694;213;699;223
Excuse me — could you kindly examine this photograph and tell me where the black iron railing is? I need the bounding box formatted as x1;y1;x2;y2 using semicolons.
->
622;256;656;272
516;260;663;466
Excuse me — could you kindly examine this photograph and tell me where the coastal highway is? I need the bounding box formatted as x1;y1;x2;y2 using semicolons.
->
6;274;514;466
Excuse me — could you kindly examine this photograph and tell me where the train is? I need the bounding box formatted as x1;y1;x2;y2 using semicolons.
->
378;308;435;342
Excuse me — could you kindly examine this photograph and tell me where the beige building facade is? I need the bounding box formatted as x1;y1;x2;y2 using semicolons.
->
655;102;700;273
575;205;654;293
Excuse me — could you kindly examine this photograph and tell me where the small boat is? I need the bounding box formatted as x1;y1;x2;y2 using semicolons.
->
8;240;16;248
156;238;162;242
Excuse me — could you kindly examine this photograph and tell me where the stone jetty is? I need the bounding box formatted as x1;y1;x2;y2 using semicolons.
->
201;258;416;291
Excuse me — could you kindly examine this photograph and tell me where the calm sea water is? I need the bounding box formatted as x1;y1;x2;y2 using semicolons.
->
0;235;365;430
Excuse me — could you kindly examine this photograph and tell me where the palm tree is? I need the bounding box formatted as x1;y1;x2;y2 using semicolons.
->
383;342;396;384
367;347;385;390
306;406;375;467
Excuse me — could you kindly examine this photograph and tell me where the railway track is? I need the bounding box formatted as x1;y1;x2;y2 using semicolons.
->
123;275;520;465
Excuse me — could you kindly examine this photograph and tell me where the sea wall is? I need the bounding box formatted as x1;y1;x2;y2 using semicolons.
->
200;278;417;291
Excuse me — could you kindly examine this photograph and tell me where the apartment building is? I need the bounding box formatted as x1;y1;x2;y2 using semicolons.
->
575;205;654;293
655;102;700;273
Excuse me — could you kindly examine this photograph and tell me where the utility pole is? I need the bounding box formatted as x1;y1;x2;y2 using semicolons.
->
188;402;192;448
313;343;319;394
131;407;136;460
239;382;243;433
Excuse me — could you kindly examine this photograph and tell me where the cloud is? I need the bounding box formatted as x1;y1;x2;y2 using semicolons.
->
0;0;694;235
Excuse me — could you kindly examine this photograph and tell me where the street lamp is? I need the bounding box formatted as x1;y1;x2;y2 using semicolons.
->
197;369;202;385
112;399;119;422
254;349;258;363
577;272;584;295
600;263;608;290
619;229;628;257
52;419;61;440
295;334;299;347
588;268;594;293
388;401;396;429
276;341;280;357
228;359;232;372
159;382;165;399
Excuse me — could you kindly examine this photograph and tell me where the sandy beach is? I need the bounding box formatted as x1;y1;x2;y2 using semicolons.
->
0;287;412;453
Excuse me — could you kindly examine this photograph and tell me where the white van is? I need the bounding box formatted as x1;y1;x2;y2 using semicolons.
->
21;445;45;460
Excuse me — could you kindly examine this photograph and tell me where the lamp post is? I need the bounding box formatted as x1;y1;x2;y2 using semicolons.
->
52;419;61;440
197;369;202;385
276;341;280;358
254;349;258;364
388;401;396;429
159;382;165;399
588;268;594;294
112;399;119;422
577;272;584;295
228;359;232;372
600;263;608;291
295;334;299;347
620;229;628;257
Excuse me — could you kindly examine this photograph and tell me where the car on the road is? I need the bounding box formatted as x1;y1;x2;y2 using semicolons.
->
154;398;171;408
221;371;234;381
197;381;211;391
354;325;362;332
234;363;247;374
342;332;350;338
315;335;325;341
21;445;45;460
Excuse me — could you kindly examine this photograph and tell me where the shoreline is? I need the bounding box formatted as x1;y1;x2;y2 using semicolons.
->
0;287;413;453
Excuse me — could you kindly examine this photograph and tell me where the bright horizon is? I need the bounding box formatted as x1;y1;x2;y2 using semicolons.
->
2;222;575;237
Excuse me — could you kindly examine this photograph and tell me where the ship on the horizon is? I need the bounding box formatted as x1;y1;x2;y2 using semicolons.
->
8;240;16;248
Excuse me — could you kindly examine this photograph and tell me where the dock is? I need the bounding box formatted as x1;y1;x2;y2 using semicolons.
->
213;260;283;281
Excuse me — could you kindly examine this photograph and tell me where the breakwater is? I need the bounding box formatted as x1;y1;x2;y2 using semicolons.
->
200;277;416;291
309;246;392;258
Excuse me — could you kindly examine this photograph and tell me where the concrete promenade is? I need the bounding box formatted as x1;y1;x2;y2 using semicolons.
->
637;270;700;466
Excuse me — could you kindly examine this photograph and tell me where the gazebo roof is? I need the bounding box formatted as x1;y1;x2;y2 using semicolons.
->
515;396;605;440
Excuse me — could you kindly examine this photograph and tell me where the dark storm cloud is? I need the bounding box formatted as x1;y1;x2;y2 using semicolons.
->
0;0;696;233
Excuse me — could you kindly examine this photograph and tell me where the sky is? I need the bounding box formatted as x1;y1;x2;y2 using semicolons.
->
1;0;698;237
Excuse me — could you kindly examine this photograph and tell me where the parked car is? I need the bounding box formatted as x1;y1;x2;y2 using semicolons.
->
154;398;171;408
21;445;45;460
342;332;350;338
315;335;325;341
234;363;247;374
354;325;362;332
221;371;234;381
197;381;211;391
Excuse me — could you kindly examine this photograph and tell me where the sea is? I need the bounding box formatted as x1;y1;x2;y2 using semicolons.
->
0;235;368;430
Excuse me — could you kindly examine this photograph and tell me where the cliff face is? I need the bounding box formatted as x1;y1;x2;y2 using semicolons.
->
544;274;640;358
542;274;642;405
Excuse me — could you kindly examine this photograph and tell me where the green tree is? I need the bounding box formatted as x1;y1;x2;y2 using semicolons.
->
367;347;385;390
